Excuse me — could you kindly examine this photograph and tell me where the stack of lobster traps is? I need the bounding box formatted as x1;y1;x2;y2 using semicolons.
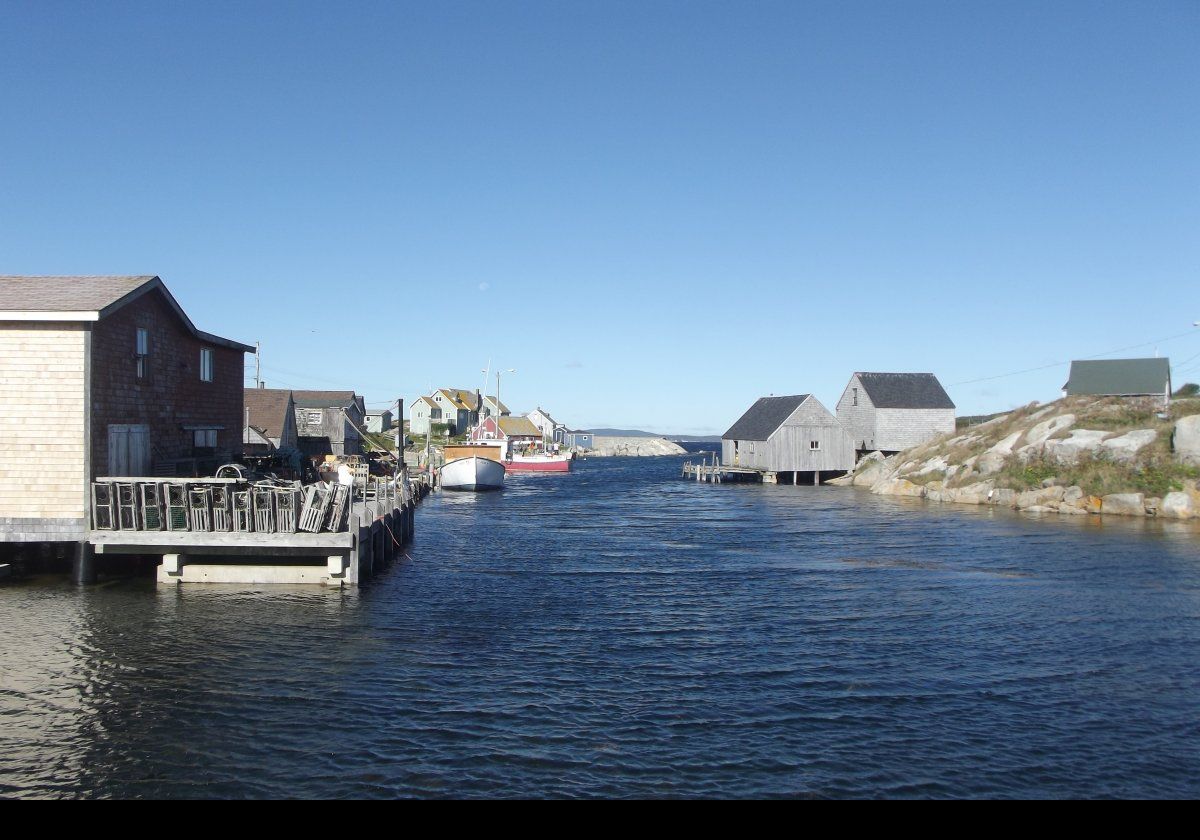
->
90;475;351;535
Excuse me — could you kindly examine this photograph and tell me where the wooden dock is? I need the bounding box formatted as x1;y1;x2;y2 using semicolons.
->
85;472;432;586
681;457;763;484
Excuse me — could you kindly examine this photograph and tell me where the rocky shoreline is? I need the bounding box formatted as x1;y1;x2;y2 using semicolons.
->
829;397;1200;520
585;436;688;457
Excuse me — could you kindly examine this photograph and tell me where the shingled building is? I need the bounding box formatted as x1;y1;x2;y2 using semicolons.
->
1062;358;1172;408
0;275;253;545
835;372;956;454
721;394;855;482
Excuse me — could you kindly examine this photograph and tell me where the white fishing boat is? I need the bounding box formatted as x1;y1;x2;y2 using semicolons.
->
439;445;505;491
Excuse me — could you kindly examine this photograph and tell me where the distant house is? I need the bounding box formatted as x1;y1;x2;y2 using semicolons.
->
470;415;542;450
243;388;298;455
409;396;438;436
836;372;955;454
722;394;854;478
0;275;252;544
1063;358;1172;407
480;394;510;420
561;430;594;449
365;409;393;434
293;390;366;457
526;407;558;440
411;389;479;436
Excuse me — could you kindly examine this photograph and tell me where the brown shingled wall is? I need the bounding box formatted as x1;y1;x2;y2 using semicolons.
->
90;290;244;475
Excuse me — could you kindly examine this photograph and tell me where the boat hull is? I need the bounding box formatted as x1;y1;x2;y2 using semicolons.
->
503;454;572;472
440;456;506;491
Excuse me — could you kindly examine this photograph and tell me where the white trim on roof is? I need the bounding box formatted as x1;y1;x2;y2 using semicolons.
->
0;310;101;321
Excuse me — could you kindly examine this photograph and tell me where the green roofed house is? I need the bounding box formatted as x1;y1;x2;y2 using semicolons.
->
1063;358;1172;408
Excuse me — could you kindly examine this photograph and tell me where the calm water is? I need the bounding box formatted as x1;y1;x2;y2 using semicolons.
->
2;455;1199;798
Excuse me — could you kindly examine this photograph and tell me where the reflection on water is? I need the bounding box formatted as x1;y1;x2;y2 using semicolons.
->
2;457;1198;798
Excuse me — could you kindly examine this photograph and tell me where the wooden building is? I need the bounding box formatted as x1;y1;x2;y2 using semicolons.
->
0;275;252;545
1062;358;1172;408
243;387;298;455
293;390;366;457
836;372;955;454
365;409;393;434
410;388;478;436
721;394;854;481
526;407;558;441
469;415;542;450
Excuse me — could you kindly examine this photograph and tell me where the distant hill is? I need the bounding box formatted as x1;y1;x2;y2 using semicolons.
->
588;428;722;442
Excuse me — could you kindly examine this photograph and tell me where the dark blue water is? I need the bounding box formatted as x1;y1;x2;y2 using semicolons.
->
2;456;1199;798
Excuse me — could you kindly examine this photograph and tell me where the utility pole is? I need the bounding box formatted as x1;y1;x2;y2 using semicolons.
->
254;341;261;389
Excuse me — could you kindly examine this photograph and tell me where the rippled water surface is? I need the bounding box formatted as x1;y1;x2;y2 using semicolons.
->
2;456;1199;798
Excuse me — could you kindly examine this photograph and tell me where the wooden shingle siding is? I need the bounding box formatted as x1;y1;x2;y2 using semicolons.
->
90;290;243;473
721;395;855;472
0;323;88;528
836;372;956;452
874;408;955;451
835;374;877;450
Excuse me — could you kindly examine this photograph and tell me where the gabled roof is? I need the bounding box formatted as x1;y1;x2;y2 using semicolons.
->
435;388;478;411
498;416;541;437
1064;358;1171;396
723;395;810;441
244;388;294;439
414;395;438;409
483;394;511;413
855;372;955;409
293;390;359;409
0;275;254;352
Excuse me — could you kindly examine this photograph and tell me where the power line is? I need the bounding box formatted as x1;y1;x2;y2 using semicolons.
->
948;328;1200;388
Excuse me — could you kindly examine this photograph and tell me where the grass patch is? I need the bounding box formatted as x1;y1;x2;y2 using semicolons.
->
995;452;1200;497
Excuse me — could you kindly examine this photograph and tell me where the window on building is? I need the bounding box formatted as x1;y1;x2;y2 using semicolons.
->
135;328;149;380
193;429;218;449
431;408;442;420
852;387;858;407
200;348;214;382
810;440;821;450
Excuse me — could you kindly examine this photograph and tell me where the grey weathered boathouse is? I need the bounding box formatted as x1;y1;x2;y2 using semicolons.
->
721;394;854;483
836;372;955;454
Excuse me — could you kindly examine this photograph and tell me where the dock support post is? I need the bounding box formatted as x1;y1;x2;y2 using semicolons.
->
157;553;187;583
72;541;97;585
356;515;373;581
383;513;395;563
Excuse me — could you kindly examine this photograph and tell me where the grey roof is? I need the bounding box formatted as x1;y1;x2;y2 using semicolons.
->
0;275;254;352
1064;358;1171;396
723;395;810;441
0;275;157;311
293;390;359;409
856;372;955;409
244;388;294;438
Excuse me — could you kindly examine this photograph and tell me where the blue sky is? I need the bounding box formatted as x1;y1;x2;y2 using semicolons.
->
2;1;1197;434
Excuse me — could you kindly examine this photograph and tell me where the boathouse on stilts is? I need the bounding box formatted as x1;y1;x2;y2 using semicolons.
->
716;394;855;485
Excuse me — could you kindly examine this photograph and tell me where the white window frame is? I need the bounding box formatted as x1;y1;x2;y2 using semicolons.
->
810;440;821;450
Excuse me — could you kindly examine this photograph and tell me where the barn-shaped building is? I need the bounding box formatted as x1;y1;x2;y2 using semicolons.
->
721;394;854;482
836;372;955;454
1062;358;1172;408
0;275;252;546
